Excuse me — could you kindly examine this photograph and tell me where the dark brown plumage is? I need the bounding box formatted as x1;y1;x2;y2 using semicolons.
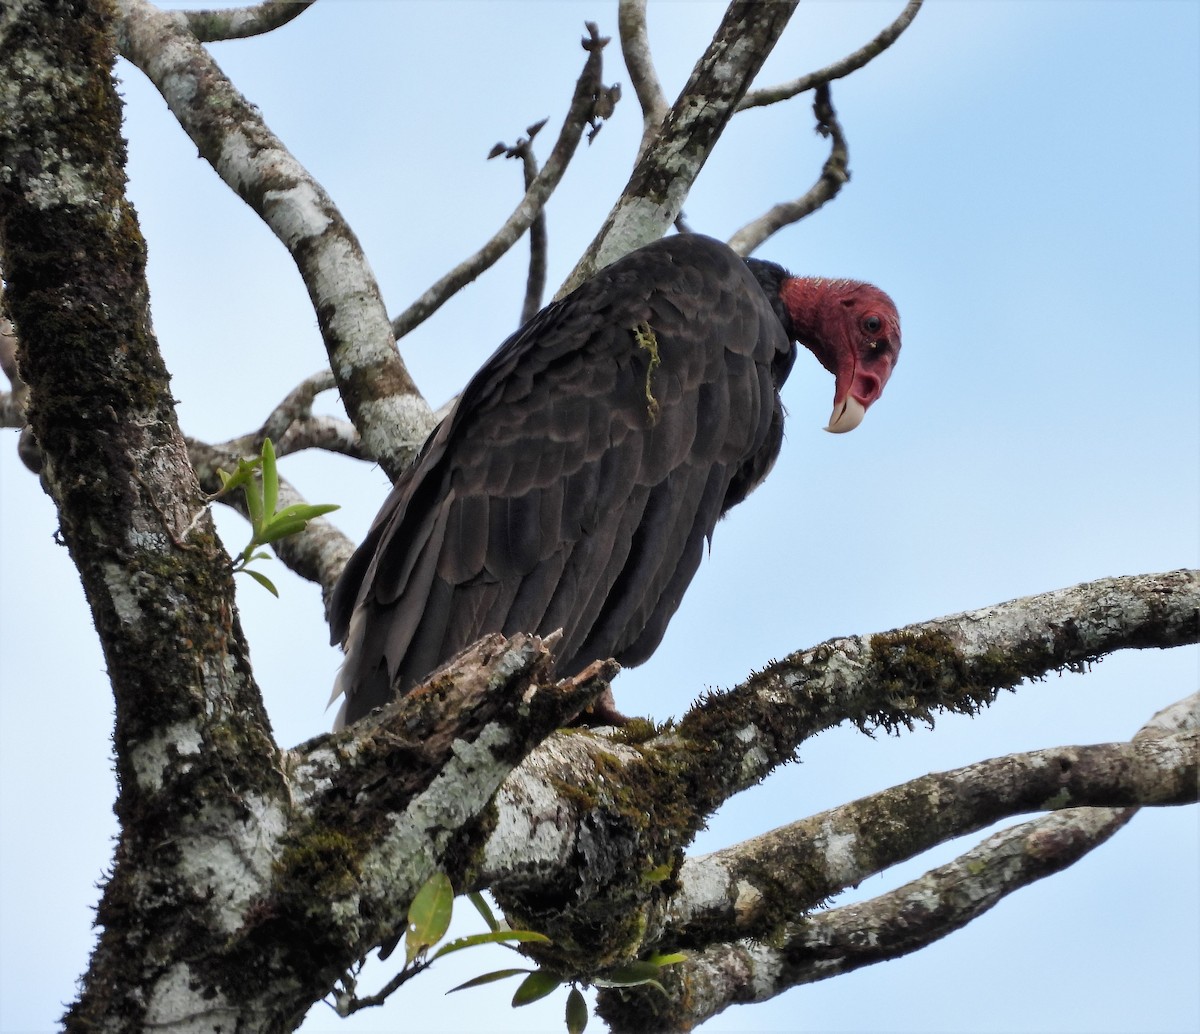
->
329;234;900;727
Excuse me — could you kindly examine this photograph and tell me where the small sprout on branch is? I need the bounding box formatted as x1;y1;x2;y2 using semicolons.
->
337;874;550;1016
448;942;686;1033
213;438;339;595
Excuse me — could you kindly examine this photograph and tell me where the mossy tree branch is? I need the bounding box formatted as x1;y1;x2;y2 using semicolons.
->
474;571;1197;994
601;693;1199;1031
1;2;281;1028
666;706;1199;947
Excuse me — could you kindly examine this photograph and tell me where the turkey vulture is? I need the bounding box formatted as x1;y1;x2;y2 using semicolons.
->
329;234;900;727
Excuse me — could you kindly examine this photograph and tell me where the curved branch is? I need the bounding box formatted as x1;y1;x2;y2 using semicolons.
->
389;25;610;342
115;0;433;480
259;369;337;444
478;571;1197;984
737;0;924;112
727;83;849;256
619;807;1135;1032
618;0;668;157
670;569;1200;819
560;1;799;294
214;370;368;462
598;694;1199;1031
182;0;316;41
667;714;1199;946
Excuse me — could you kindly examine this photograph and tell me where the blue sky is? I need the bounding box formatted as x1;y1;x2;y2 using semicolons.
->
1;2;1197;1031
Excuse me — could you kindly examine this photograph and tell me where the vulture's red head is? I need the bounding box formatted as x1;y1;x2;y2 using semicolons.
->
781;277;901;433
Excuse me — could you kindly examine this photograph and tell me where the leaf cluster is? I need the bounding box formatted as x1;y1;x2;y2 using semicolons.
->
212;438;339;595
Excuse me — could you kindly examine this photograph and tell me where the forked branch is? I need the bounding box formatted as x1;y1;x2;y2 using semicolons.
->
597;693;1198;1031
389;24;614;342
116;0;433;479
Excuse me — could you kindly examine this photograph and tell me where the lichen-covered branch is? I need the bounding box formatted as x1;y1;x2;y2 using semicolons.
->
1;4;281;1028
737;0;923;112
181;0;316;41
671;569;1200;817
476;571;1197;990
389;25;612;342
727;84;849;256
618;809;1135;1033
561;0;799;294
666;715;1199;947
115;0;434;480
596;693;1199;1032
618;0;668;157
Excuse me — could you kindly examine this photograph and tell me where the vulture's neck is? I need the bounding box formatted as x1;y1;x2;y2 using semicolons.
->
779;276;864;371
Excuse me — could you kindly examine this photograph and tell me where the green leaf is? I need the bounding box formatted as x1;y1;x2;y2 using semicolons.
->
446;968;531;994
242;568;279;597
214;457;259;497
261;438;279;519
244;475;264;529
592;961;666;991
270;502;340;523
404;872;454;965
468;891;501;932
566;987;588;1034
512;969;562;1007
258;518;311;545
432;928;550;961
646;951;686;967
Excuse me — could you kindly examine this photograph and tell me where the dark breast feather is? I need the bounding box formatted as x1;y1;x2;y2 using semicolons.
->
329;234;795;726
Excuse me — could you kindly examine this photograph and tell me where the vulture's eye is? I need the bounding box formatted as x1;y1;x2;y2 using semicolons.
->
863;315;883;334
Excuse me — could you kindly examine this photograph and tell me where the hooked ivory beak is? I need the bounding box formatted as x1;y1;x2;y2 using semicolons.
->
825;396;865;434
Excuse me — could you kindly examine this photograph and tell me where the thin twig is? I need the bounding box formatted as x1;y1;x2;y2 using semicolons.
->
560;1;798;295
618;0;668;159
738;0;923;112
390;24;612;342
727;83;849;256
489;121;550;326
333;958;434;1016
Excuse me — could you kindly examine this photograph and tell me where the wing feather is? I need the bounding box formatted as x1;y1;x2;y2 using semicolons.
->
329;234;796;725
